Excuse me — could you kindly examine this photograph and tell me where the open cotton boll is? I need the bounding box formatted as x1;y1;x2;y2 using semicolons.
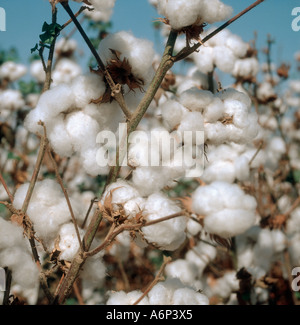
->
192;46;215;74
98;31;155;85
141;192;186;251
80;254;106;287
161;99;188;130
232;57;259;79
289;80;300;93
65;111;101;152
0;61;27;82
71;74;106;108
213;46;236;73
210;271;239;300
30;60;46;83
192;181;257;238
123;197;146;219
131;166;172;196
58;223;85;261
0;218;29;249
55;38;77;56
47;115;74;157
204;209;256;238
101;179;140;206
203;97;224;122
82;147;110;176
257;81;277;102
226;34;249;58
106;290;149;305
14;179;83;245
148;278;209;305
173;287;209;305
253;228;274;272
165;259;198;287
177;111;204;137
157;0;232;30
179;87;214;112
51;58;82;87
234;155;250;181
0;89;25;111
202;160;236;184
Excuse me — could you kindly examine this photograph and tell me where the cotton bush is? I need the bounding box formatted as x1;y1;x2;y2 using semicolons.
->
0;0;298;306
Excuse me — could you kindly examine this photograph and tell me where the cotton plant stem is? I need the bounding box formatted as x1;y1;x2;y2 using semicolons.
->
174;0;265;62
42;5;59;93
132;255;172;305
47;146;84;253
0;172;14;203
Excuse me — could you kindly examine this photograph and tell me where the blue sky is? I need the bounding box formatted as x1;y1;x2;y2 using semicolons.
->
0;0;299;78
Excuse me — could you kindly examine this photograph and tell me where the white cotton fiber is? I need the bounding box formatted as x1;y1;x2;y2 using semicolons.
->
106;290;149;305
141;192;186;251
165;259;198;287
179;87;214;112
58;223;85;261
161;99;188;130
51;58;82;87
0;61;27;82
213;46;236;73
0;89;25;111
98;31;155;85
13;179;83;246
192;181;257;238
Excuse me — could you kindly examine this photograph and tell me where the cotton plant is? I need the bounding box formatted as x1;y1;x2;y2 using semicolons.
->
1;0;299;306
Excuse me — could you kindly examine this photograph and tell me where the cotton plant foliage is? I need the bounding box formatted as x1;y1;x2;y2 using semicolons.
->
0;0;299;306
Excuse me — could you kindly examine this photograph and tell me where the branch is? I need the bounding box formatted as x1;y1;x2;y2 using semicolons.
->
0;172;14;203
132;255;172;305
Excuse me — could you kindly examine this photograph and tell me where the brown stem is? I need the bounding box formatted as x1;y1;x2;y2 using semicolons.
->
132;255;171;305
47;146;84;253
0;172;14;203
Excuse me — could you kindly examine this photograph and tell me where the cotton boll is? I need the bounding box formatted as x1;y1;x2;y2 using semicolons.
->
123;197;146;219
203;97;224;123
65;111;101;152
132;166;172;196
161;99;188;130
286;207;300;235
0;218;28;249
234;155;250;181
257;82;277;102
55;38;77;56
47;115;74;157
81;254;106;287
71;74;106;108
106;290;149;305
0;61;27;82
173;287;209;305
141;192;186;251
165;259;198;287
98;31;155;86
186;217;203;236
179;87;214;112
0;89;25;111
177;111;204;136
192;182;256;238
82;146;110;176
58;223;85;261
213;46;236;73
232;57;259;79
204;209;256;238
30;60;45;83
101;179;140;206
192;46;215;73
253;228;274;272
271;229;286;253
202;160;236;184
51;58;82;87
201;0;232;24
226;34;249;58
289;80;300;93
217;87;252;108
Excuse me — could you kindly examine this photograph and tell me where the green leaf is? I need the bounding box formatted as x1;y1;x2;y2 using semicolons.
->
31;43;38;54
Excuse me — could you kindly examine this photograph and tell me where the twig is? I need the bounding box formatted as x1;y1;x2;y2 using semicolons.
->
132;255;172;305
0;172;14;203
248;140;264;167
174;0;265;62
73;280;85;305
42;5;59;92
47;146;84;253
81;197;98;229
2;267;12;306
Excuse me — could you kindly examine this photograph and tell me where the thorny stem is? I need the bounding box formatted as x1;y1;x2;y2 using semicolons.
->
132;255;172;305
174;0;265;62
